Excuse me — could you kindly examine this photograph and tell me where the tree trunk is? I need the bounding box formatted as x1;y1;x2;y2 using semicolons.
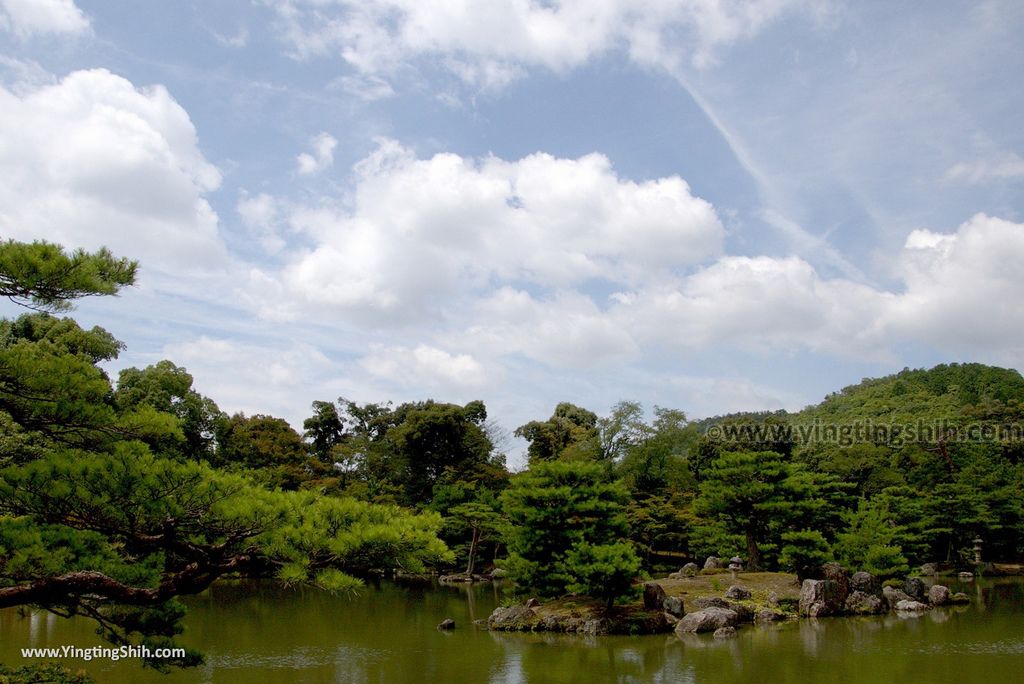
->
465;526;481;576
745;530;761;571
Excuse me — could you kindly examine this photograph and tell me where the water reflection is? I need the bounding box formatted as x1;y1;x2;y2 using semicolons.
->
0;577;1022;683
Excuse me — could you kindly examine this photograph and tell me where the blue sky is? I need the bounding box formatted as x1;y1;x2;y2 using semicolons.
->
2;0;1023;466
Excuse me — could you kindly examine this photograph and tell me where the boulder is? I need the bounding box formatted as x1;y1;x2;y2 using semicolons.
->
950;592;970;605
903;577;927;602
894;599;930;612
643;582;667;610
581;618;612;636
472;619;489;630
526;598;540;608
927;584;951;606
821;563;850;604
437;618;456;630
488;605;537;631
668;572;682;579
920;563;938;576
766;591;780;607
692;597;731;610
675;607;739;634
713;626;737;638
682;563;700;577
850;571;881;596
724;585;752;601
882;585;912;607
704;556;723;570
726;602;754;623
844;591;886;615
663;596;685;617
663;612;680;627
799;579;844;617
755;609;786;623
958;572;975;581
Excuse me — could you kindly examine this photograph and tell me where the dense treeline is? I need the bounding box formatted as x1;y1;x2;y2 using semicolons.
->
3;240;1024;675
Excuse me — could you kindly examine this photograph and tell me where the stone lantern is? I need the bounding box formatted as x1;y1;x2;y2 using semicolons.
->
972;537;984;565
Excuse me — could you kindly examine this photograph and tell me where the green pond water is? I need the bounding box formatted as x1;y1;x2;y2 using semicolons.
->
1;577;1022;683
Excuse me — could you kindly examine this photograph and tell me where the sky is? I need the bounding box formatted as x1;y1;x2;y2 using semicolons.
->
2;0;1023;466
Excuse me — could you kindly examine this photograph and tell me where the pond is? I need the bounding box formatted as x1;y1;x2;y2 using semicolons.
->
1;577;1022;683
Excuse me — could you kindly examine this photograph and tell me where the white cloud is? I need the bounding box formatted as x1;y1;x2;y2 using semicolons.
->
0;69;227;278
162;336;336;422
361;344;489;390
237;192;286;254
329;73;395;101
269;0;823;85
0;0;89;38
270;139;724;323
885;213;1024;355
945;152;1024;184
296;131;338;175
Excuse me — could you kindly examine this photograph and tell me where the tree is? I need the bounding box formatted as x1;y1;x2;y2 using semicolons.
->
114;360;224;461
0;240;136;313
515;402;599;464
446;502;503;576
303;400;347;463
693;450;798;571
500;460;639;610
0;241;452;670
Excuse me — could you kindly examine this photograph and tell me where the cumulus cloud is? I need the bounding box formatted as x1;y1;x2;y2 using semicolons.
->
885;213;1024;355
268;139;723;323
236;192;285;254
296;131;338;175
361;344;489;390
0;0;89;38
268;0;822;85
162;336;337;423
0;69;227;277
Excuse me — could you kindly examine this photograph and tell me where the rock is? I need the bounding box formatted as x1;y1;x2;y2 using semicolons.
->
526;597;540;608
950;592;970;605
844;591;886;615
958;572;975;581
540;616;563;632
472;619;489;630
755;609;786;623
489;568;508;579
663;596;685;617
643;582;667;610
663;612;680;627
882;585;912;607
895;600;930;612
438;618;456;630
704;556;723;570
927;585;951;606
724;585;752;601
668;572;682;579
767;591;780;607
920;563;938;576
488;605;536;631
799;579;844;617
850;571;881;596
692;597;731;610
726;602;754;623
682;562;700;577
581;618;611;636
674;607;739;634
903;577;927;602
713;626;737;638
821;563;850;604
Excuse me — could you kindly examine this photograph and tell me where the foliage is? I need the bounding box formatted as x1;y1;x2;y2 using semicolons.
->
778;530;831;581
514;402;598;464
0;240;136;313
0;662;93;683
500;461;639;608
